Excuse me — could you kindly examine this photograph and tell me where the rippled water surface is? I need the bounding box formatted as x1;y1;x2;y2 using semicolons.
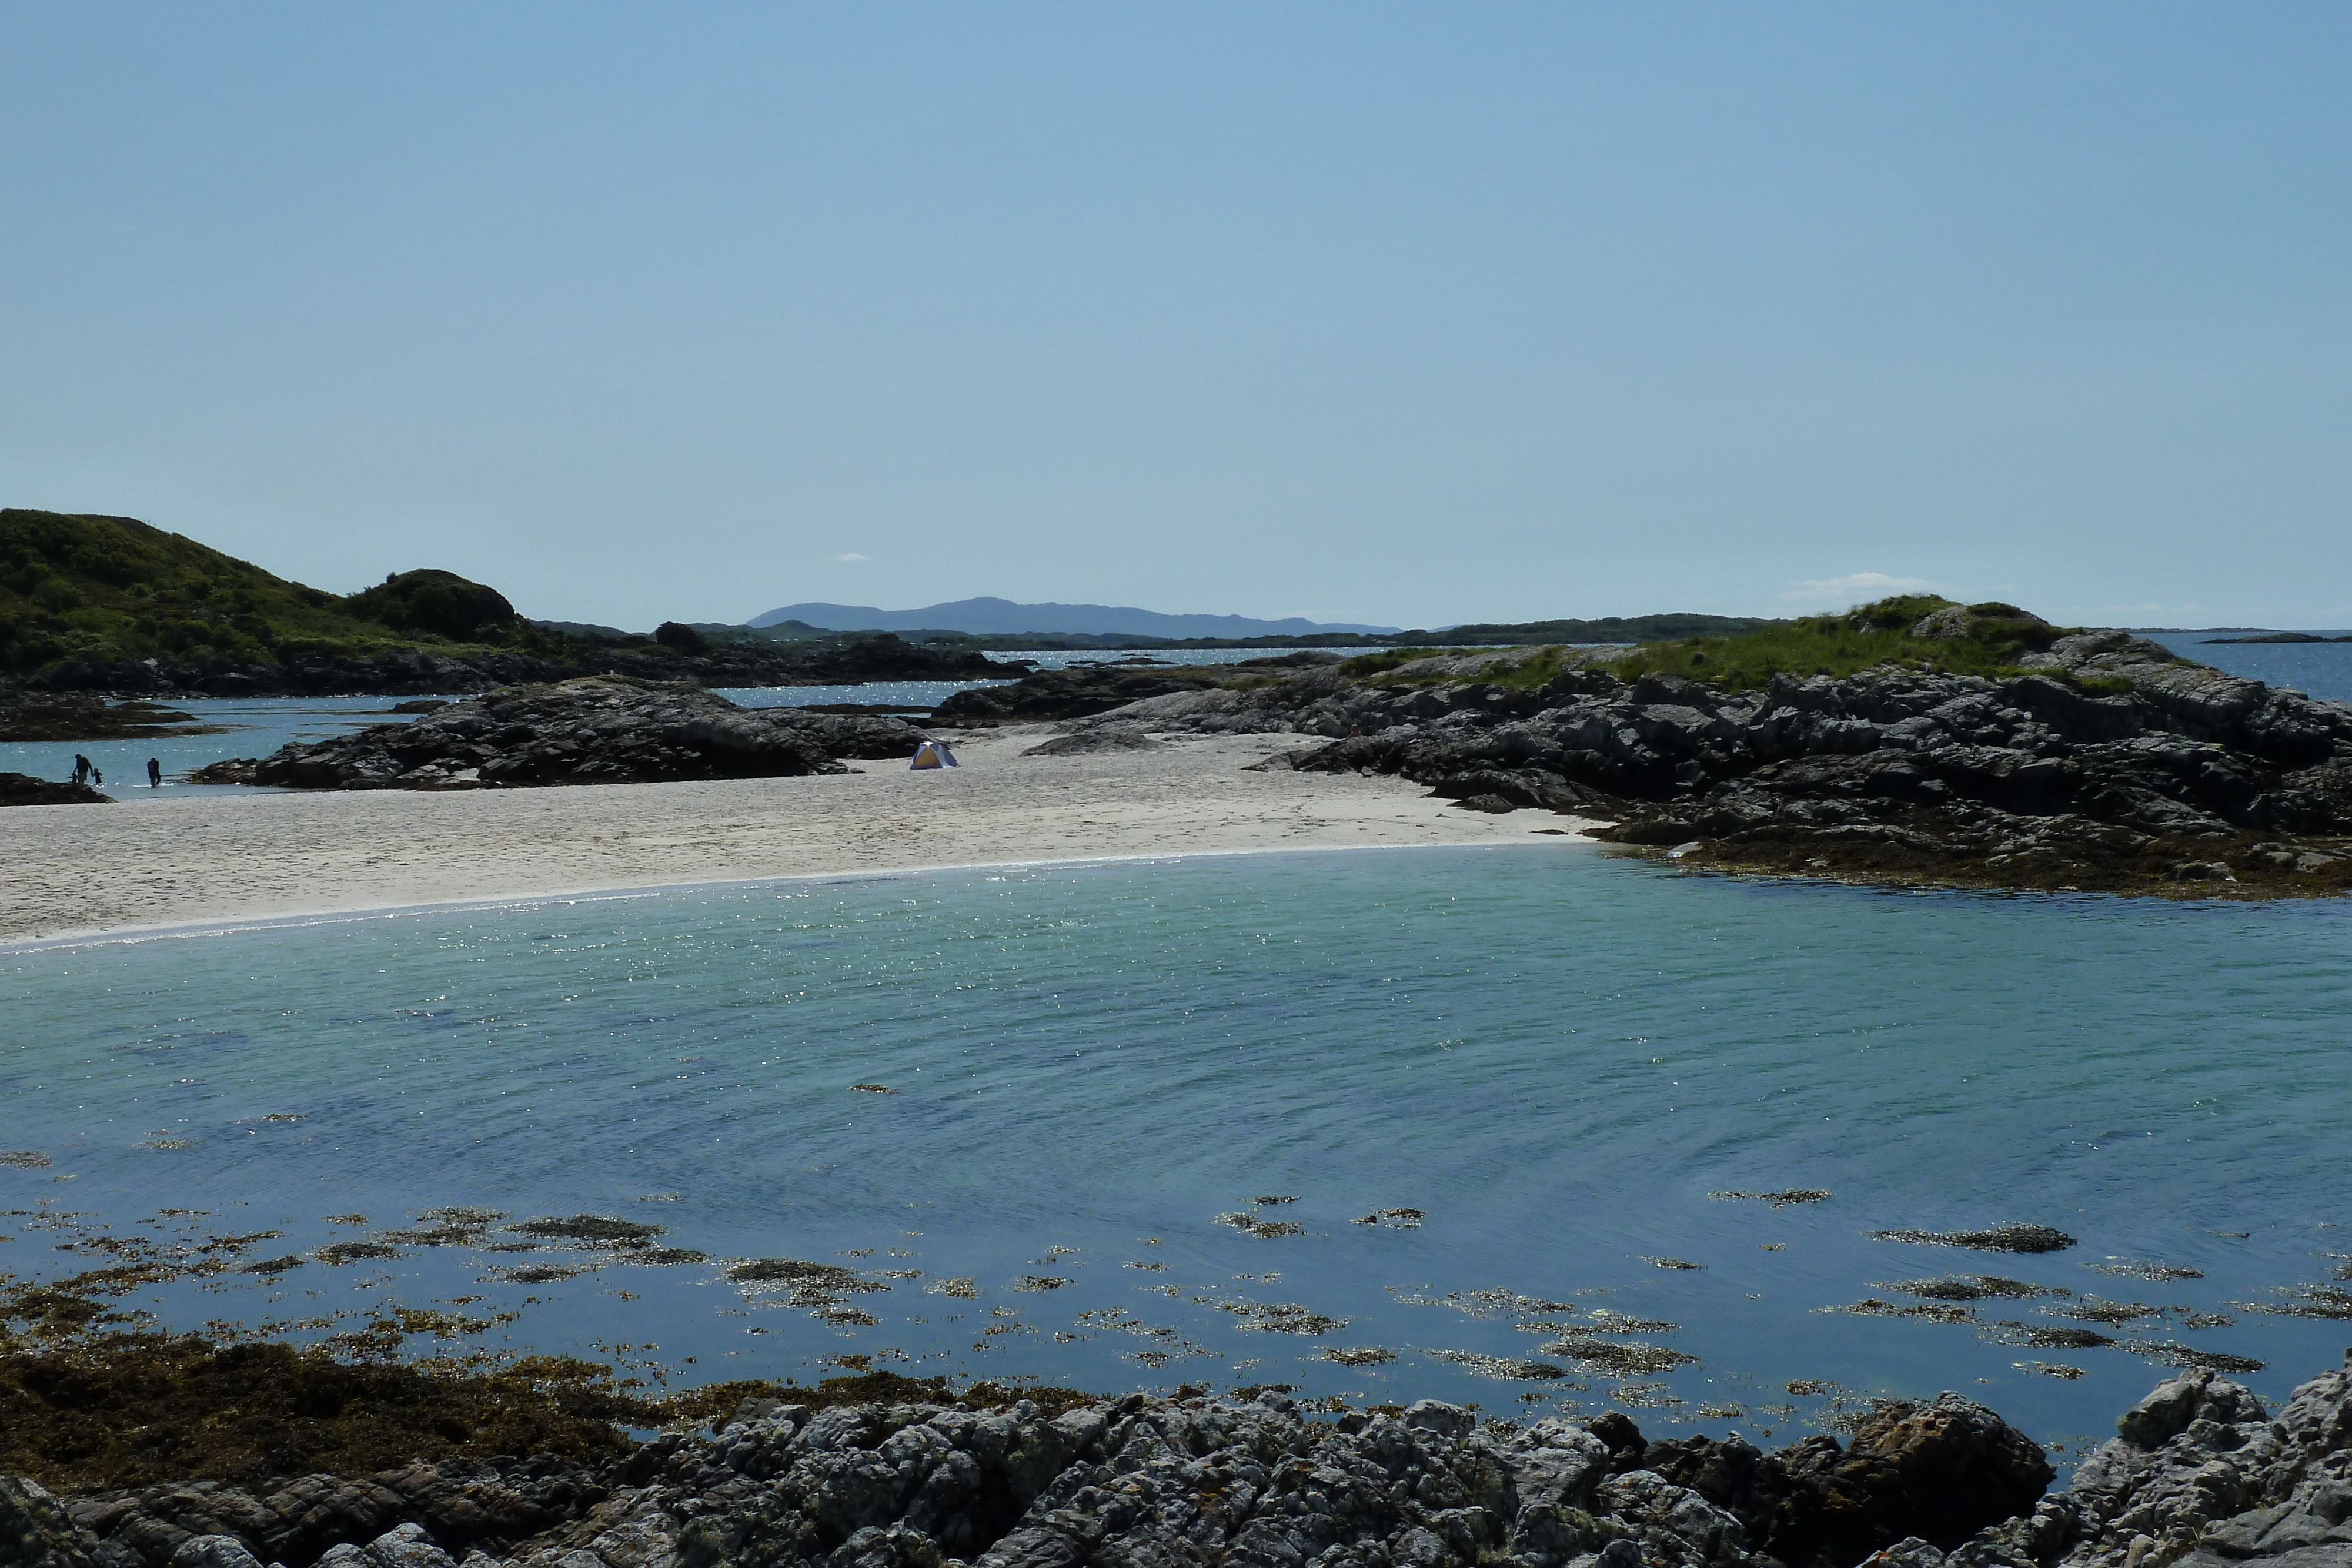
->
2136;633;2352;704
5;845;2350;1456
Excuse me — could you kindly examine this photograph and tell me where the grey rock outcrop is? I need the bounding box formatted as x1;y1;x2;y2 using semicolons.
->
1888;1356;2352;1568
4;1475;105;1568
168;1539;268;1568
62;1457;605;1568
41;1390;2044;1568
38;1362;2352;1568
202;678;930;790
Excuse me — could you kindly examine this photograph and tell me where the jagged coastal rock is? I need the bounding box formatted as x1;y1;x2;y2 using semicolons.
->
1019;620;2352;896
196;678;930;790
10;1359;2351;1568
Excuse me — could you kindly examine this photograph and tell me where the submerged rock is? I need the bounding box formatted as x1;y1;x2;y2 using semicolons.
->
203;677;930;790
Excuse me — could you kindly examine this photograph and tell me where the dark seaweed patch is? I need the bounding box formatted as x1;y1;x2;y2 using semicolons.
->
1218;1301;1345;1335
2125;1341;2264;1373
1429;1349;1572;1380
1539;1335;1698;1375
239;1255;306;1275
2017;1361;2086;1380
1709;1189;1833;1206
2049;1299;2161;1326
1992;1321;2115;1350
315;1241;400;1265
2087;1260;2204;1282
511;1215;665;1245
1880;1275;2054;1302
1217;1212;1305;1238
1872;1224;2076;1254
1842;1298;1976;1325
2236;1286;2352;1320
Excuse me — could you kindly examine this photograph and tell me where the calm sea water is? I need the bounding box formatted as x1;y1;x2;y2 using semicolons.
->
2135;633;2352;704
5;845;2348;1458
0;697;453;804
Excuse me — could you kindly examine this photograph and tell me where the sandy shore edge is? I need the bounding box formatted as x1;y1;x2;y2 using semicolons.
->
1;727;1604;945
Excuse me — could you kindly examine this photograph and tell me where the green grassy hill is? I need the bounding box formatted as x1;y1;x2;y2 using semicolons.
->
0;508;531;675
1602;596;2085;688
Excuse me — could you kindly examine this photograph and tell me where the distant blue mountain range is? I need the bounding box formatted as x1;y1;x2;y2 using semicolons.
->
746;596;1400;638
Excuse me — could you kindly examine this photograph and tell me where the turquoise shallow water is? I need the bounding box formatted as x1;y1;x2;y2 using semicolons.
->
4;845;2350;1459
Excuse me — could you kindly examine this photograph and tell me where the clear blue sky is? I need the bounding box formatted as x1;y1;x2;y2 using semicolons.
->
3;4;2346;630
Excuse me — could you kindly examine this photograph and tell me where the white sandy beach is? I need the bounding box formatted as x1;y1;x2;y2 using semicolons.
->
0;727;1600;944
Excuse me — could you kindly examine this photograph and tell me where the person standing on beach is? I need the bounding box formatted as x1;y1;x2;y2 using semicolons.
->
148;757;162;787
72;754;91;784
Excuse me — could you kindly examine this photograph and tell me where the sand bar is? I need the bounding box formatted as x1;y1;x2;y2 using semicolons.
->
0;727;1599;944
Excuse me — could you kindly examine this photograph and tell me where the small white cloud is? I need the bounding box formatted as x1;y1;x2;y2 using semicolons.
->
827;552;871;563
1782;571;1942;608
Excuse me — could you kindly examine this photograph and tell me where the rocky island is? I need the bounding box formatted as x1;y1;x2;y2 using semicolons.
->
5;1353;2348;1568
192;678;931;790
996;599;2352;898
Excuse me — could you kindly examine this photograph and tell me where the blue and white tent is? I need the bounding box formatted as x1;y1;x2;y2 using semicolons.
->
909;739;958;770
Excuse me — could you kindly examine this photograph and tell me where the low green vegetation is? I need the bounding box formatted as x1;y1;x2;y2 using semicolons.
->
1342;644;1584;689
1599;596;2075;691
1335;647;1464;677
1334;599;2100;695
1420;611;1780;644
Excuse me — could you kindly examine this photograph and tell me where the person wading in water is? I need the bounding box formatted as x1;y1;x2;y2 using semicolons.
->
148;757;162;788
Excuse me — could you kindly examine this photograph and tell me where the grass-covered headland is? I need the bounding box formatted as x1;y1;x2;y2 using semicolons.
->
0;509;1001;698
0;509;547;677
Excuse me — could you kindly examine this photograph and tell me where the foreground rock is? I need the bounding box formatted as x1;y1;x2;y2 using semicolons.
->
24;1391;2042;1568
1013;624;2352;897
16;1358;2352;1568
1943;1359;2352;1568
195;678;930;790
